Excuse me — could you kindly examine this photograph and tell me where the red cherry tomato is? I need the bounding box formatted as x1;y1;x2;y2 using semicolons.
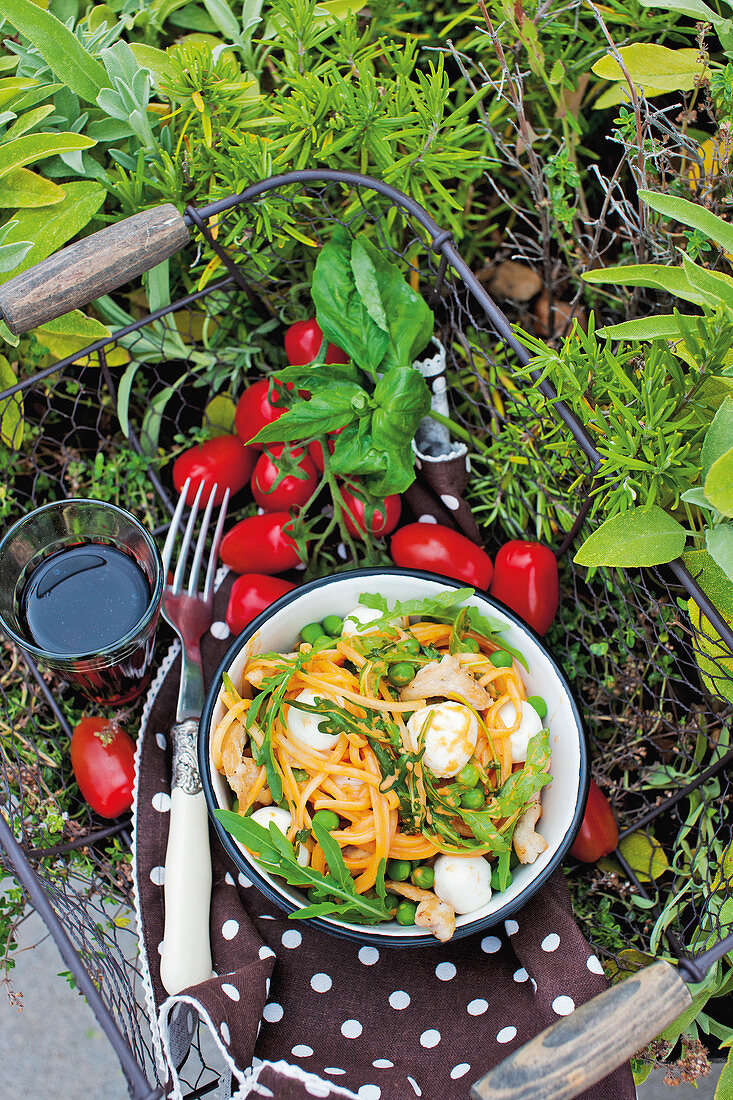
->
340;486;402;538
570;778;619;862
284;318;349;366
252;444;318;512
70;717;136;819
220;512;302;575
490;540;559;635
173;436;256;505
234;379;286;449
390;523;493;589
225;574;296;634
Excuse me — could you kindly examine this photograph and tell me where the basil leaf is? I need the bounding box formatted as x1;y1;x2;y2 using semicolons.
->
273;361;362;392
251;383;367;445
362;438;416;496
311;228;389;376
329;418;388;478
351;236;434;370
372;367;431;450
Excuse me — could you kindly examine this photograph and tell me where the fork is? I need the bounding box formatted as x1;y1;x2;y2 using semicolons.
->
158;479;229;996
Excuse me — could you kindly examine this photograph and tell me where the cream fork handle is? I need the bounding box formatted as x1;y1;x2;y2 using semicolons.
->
159;719;213;995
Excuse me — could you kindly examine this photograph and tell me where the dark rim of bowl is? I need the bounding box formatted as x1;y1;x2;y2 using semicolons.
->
198;567;590;947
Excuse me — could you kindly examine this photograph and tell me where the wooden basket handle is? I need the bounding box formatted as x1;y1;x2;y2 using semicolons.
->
471;960;692;1100
0;204;190;335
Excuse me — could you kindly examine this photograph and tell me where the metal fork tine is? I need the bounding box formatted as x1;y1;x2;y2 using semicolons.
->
203;488;230;603
172;480;205;593
161;478;191;576
187;484;218;598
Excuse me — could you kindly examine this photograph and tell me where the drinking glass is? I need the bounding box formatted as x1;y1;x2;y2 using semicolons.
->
0;499;164;704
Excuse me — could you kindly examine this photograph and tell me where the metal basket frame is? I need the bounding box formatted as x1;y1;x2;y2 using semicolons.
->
1;169;732;1098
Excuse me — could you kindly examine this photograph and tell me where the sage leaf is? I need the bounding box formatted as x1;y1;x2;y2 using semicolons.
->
574;506;687;567
618;832;669;882
0;0;110;103
640;0;724;22
706;525;733;582
0;132;96;179
702;396;733;480
639;189;733;256
1;104;55;142
0;352;23;449
592;45;704;90
33;311;111;360
683;549;733;706
705;447;733;516
681;486;715;511
582;263;707;306
0;181;105;284
599;314;685;341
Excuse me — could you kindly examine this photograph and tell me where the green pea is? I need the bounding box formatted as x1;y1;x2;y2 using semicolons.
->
456;762;480;788
395;901;418;926
460;787;485;809
402;635;421;656
387;858;412;881
322;614;344;637
490;649;514;668
301;622;323;644
411;865;435;889
312;809;340;832
388;661;415;688
310;635;334;650
292;768;309;783
460;637;481;653
526;695;547;719
491;866;513;892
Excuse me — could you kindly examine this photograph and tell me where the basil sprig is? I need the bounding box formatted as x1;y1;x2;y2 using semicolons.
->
214;811;394;925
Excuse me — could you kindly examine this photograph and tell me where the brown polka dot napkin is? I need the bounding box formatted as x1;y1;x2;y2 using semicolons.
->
132;572;634;1100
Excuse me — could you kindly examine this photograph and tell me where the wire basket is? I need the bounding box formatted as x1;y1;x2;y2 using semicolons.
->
1;171;732;1098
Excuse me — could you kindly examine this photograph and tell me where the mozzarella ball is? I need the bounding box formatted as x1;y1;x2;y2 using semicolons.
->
497;699;544;763
341;604;386;637
433;854;492;914
406;702;478;778
249;806;309;867
286;689;340;753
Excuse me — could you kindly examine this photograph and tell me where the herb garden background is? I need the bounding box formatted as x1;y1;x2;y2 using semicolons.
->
1;0;733;1093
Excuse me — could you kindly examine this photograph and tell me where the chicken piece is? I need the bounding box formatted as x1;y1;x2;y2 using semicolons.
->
399;654;491;711
386;880;456;942
513;794;548;864
228;755;273;808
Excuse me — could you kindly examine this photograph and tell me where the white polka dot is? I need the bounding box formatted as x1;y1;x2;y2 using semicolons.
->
295;562;307;571
263;1002;283;1022
440;493;460;511
420;1029;441;1048
481;935;501;953
310;972;332;993
358;946;379;965
152;792;170;813
497;1025;517;1044
358;1087;381;1099
337;542;348;560
224;872;234;886
258;945;275;960
325;1068;346;1075
221;983;240;1002
210;620;230;639
220;1021;230;1045
435;962;456;981
513;967;529;983
407;1078;421;1096
221;919;239;940
341;1019;362;1038
305;1083;330;1098
467;998;488;1016
587;954;604;975
157;941;163;955
465;456;471;472
281;929;302;949
292;1044;313;1058
417;514;438;524
504;919;519;936
373;1060;394;1069
150;865;165;886
552;995;575;1016
451;1064;470;1080
155;733;167;751
260;913;275;919
265;978;270;997
541;933;560;952
389;990;410;1010
238;871;252;888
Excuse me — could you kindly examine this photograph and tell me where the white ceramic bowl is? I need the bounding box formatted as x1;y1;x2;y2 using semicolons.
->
199;568;588;946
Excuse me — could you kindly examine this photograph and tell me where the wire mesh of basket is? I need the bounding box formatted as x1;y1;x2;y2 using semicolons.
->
1;171;732;1097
